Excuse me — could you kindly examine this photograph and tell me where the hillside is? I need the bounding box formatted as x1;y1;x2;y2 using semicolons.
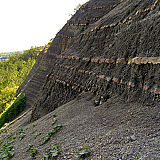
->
0;46;43;114
0;0;160;159
0;92;159;159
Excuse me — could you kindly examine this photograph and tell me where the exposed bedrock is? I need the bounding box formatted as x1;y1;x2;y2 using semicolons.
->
17;0;119;108
17;0;120;110
17;0;160;120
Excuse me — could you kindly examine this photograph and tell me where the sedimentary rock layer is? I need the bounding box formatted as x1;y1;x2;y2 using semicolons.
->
17;0;160;120
17;0;120;109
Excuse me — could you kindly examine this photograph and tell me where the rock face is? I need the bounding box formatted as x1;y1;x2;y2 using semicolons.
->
18;0;160;120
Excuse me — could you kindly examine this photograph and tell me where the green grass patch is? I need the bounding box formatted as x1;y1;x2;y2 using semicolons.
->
0;91;26;128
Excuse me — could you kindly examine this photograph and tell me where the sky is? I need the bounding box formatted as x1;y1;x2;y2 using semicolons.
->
0;0;89;52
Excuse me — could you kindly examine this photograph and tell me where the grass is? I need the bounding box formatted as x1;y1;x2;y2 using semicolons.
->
0;91;26;129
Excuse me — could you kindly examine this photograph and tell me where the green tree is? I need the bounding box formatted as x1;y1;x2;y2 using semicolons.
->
0;46;43;113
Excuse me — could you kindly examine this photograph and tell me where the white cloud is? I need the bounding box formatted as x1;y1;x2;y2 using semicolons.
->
0;0;88;52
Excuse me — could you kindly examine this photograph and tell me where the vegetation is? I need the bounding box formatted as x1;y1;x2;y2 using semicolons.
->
41;125;62;144
0;136;15;159
28;144;38;160
34;131;42;139
0;46;43;114
18;128;26;140
51;114;57;125
43;145;60;160
0;112;64;159
0;91;26;128
75;145;91;159
78;27;85;34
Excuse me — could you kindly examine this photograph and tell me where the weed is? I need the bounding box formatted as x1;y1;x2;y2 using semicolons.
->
43;145;60;160
0;137;15;159
75;145;91;159
18;128;26;140
0;140;3;145
28;144;38;160
41;125;62;144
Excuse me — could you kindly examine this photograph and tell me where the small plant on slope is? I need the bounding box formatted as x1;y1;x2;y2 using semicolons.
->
0;137;15;159
18;128;26;140
43;145;60;160
78;27;85;34
28;144;38;160
41;125;62;145
75;145;91;159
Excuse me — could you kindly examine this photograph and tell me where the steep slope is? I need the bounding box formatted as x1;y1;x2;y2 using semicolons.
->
1;1;160;159
17;0;120;110
29;0;160;120
0;92;159;159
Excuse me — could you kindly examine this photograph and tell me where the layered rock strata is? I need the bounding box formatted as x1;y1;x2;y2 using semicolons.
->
17;0;160;120
17;0;120;109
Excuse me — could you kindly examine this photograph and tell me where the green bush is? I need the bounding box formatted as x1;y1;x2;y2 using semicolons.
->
0;91;26;128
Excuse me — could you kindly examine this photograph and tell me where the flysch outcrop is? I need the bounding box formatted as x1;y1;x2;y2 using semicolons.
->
1;1;159;159
17;0;120;110
17;0;160;121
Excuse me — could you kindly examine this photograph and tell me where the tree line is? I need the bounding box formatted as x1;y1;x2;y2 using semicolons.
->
0;46;43;114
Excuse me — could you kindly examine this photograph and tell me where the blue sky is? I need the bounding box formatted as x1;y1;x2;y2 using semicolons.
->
0;0;88;52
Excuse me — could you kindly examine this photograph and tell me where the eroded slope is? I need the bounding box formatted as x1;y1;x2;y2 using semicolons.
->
17;0;120;110
0;92;159;159
31;0;160;120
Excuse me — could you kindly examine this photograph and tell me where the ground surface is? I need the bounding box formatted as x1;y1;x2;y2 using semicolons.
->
1;92;159;160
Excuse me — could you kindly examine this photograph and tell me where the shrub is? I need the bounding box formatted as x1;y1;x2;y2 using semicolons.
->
0;91;26;128
18;128;26;140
